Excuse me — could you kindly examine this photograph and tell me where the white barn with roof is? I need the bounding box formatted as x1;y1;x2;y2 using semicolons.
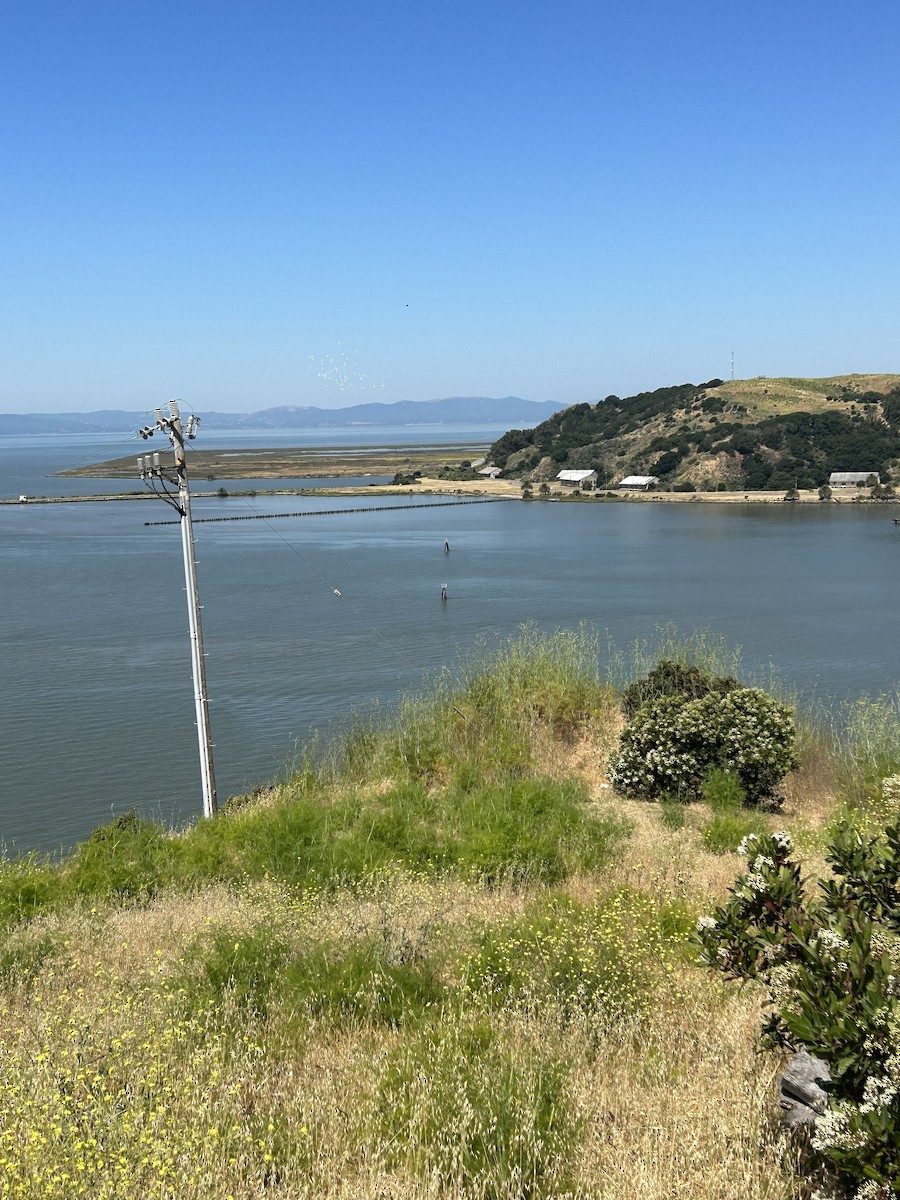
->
829;471;879;487
617;475;659;491
556;469;597;487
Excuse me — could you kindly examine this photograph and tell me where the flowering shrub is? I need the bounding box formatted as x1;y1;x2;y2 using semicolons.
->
696;821;900;1198
609;686;798;804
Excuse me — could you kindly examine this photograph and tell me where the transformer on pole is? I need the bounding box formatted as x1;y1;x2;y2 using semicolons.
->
137;401;218;818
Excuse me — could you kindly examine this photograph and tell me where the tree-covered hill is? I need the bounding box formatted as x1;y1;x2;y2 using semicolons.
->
489;374;900;491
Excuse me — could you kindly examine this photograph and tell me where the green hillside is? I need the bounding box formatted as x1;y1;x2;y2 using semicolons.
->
489;374;900;491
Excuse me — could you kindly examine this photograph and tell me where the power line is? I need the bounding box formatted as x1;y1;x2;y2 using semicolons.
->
142;496;512;525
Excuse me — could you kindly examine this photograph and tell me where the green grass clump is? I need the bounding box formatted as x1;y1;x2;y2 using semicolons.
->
330;624;614;787
174;923;294;1018
181;775;626;891
67;811;183;901
699;767;769;855
174;923;444;1028
281;940;443;1026
657;797;686;830
701;811;770;855
376;1019;578;1200
0;771;627;931
701;767;746;813
0;855;59;928
433;777;627;884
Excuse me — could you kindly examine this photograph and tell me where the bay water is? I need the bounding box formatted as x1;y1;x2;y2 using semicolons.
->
2;430;899;854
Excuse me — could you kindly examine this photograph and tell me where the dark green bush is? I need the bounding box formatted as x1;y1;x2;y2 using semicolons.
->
621;658;738;718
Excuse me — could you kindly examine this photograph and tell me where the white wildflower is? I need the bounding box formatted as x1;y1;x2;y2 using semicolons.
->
769;962;799;1004
859;1074;898;1114
870;926;900;961
737;834;758;857
817;929;849;955
696;916;717;932
811;1106;851;1152
854;1183;887;1200
745;873;766;893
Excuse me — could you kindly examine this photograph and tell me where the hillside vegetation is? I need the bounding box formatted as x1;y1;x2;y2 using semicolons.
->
489;374;900;492
1;627;898;1199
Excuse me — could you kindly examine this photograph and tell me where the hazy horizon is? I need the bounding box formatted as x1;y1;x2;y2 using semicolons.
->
0;394;562;418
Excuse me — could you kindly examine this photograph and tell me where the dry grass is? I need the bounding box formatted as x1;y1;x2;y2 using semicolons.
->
1;870;800;1199
1;636;849;1200
712;372;900;420
569;993;795;1200
0;862;802;1200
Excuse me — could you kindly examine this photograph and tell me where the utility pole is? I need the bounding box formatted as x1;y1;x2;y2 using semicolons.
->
137;400;218;818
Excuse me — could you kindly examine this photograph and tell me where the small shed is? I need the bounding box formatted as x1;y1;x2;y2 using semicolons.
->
556;469;598;487
618;475;659;491
829;471;879;488
478;465;502;479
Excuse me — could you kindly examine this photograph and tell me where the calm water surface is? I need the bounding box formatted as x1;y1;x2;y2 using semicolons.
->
2;433;899;853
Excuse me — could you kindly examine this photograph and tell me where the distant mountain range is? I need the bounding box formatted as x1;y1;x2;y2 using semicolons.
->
0;396;564;436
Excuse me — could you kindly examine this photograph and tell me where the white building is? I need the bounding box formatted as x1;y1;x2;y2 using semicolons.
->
556;469;598;487
617;475;659;491
829;472;879;487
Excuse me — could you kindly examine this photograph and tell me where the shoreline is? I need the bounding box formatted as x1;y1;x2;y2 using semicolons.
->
4;482;895;506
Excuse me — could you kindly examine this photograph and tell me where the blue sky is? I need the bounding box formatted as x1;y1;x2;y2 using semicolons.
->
2;0;899;412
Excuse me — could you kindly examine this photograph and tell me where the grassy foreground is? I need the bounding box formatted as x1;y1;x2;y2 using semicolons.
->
1;628;898;1200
